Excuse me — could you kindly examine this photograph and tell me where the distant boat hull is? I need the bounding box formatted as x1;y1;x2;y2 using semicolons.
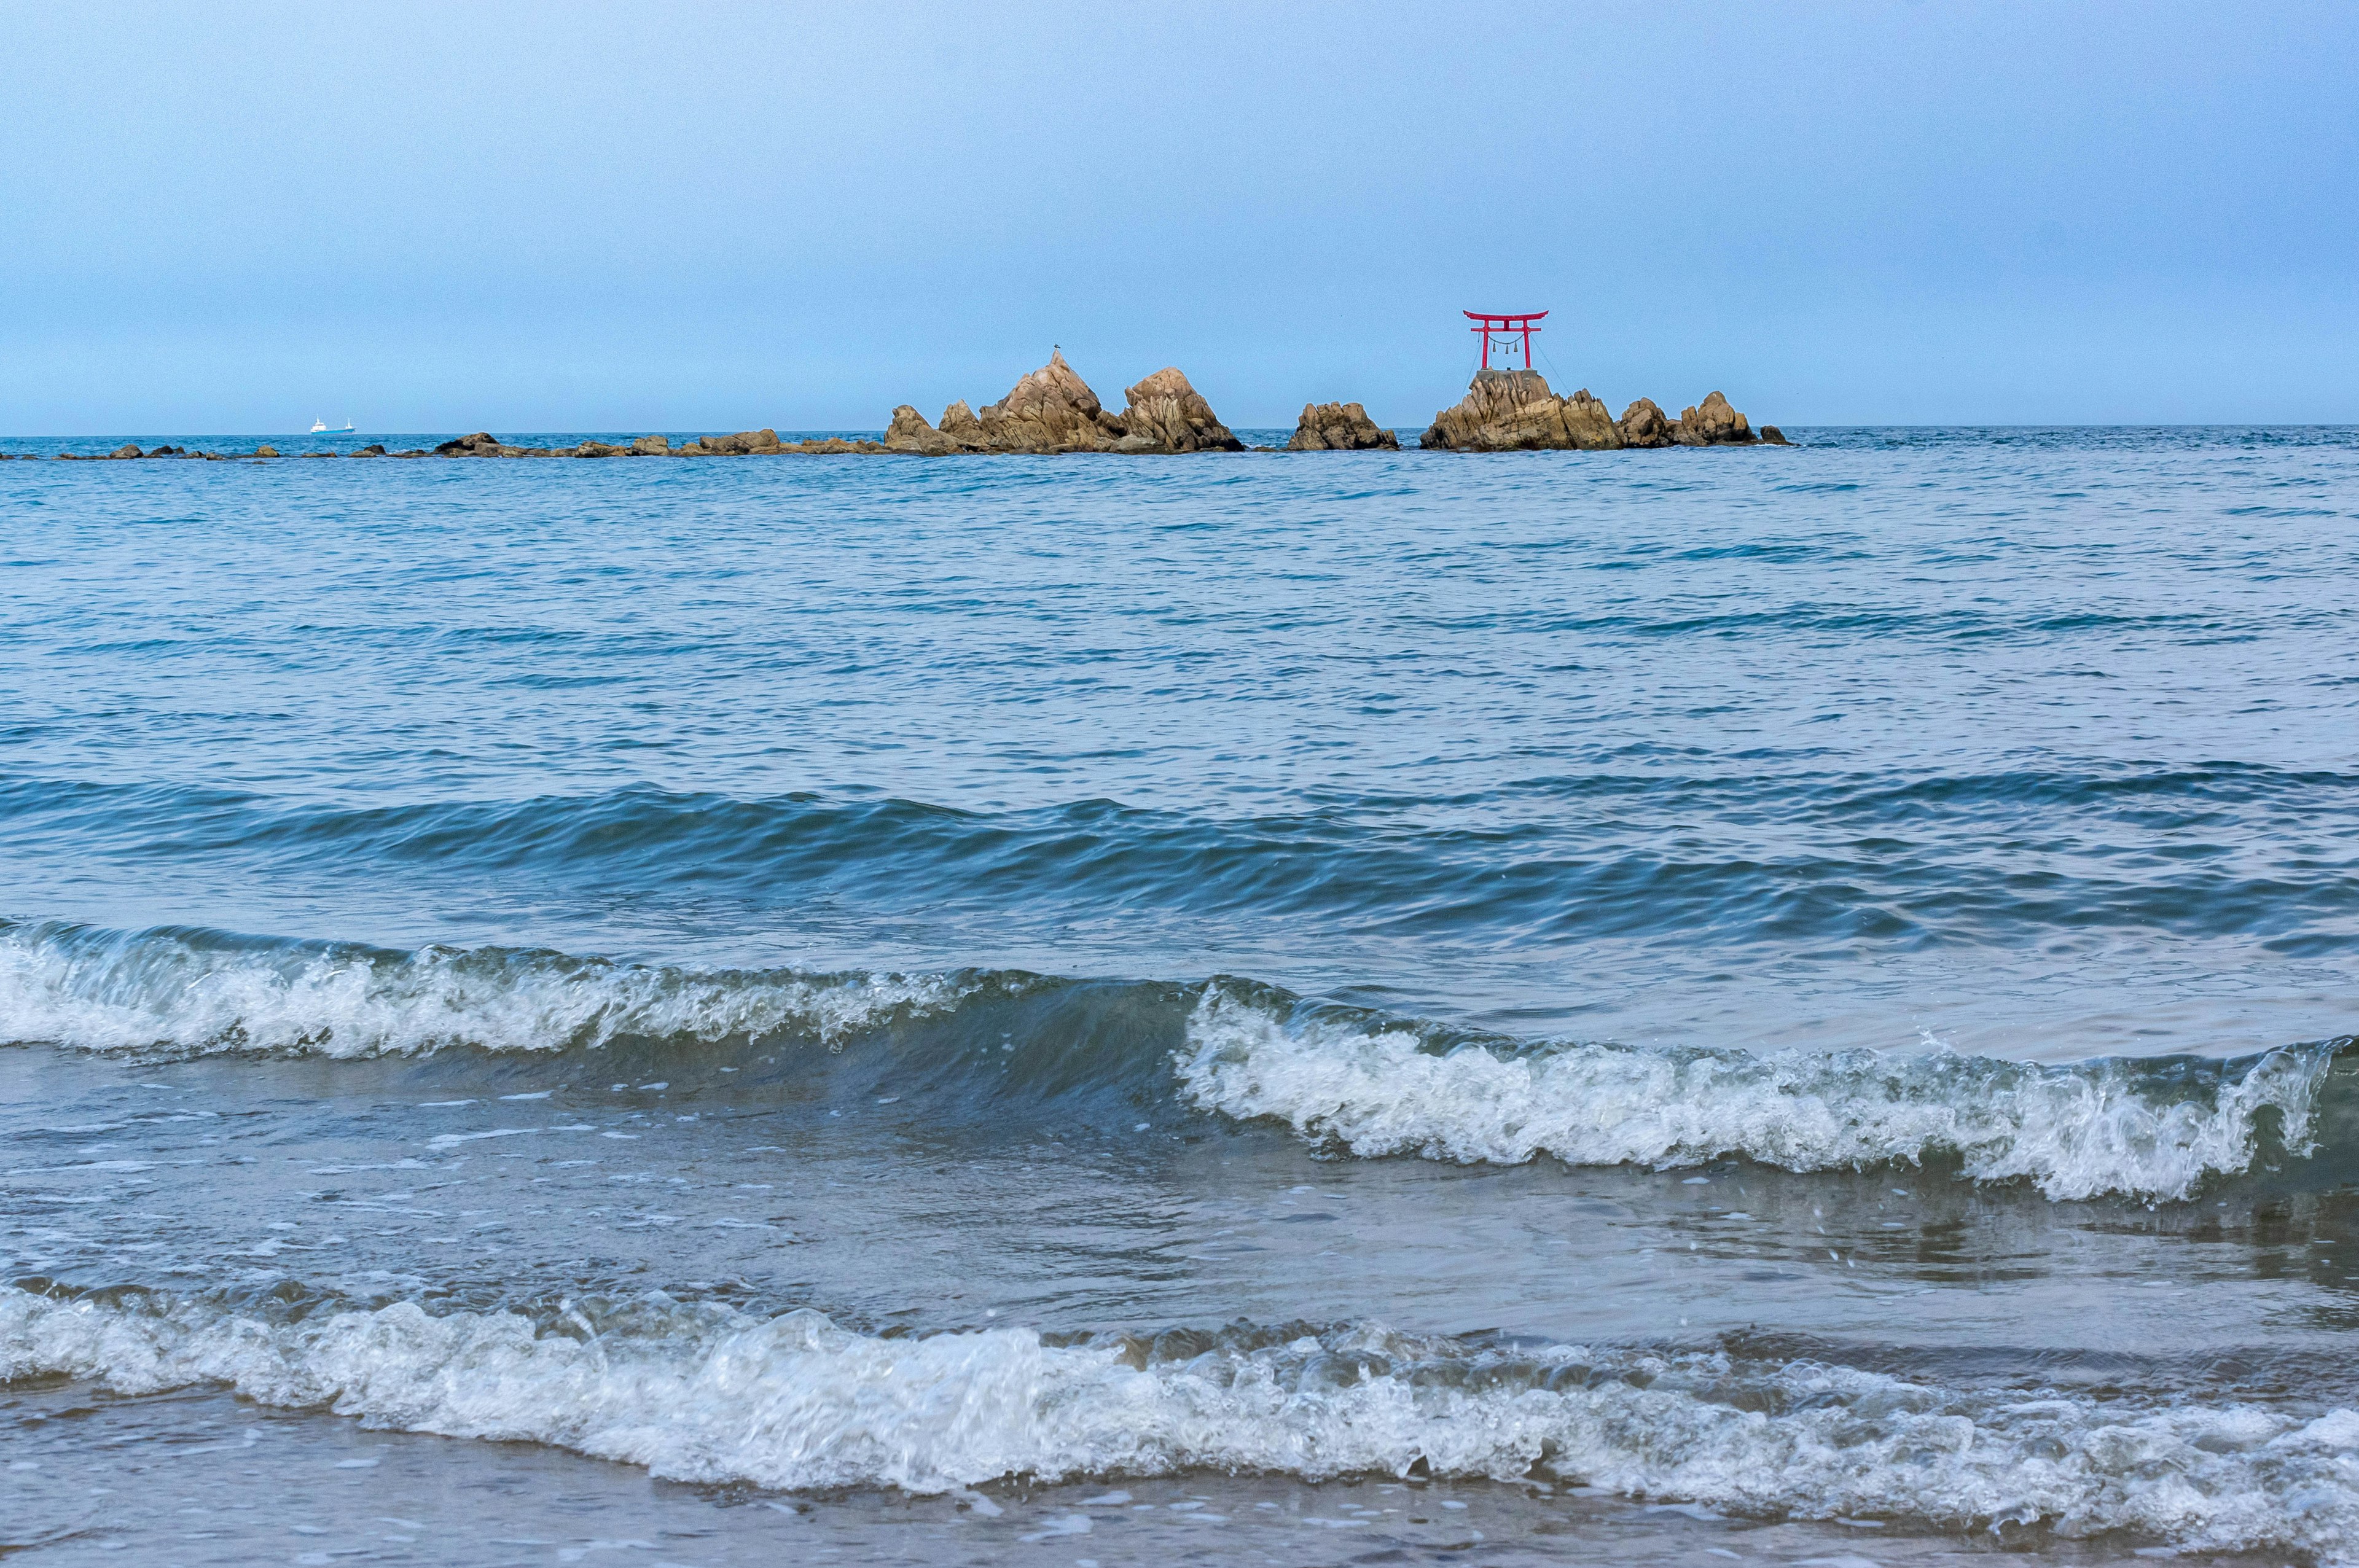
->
310;421;358;434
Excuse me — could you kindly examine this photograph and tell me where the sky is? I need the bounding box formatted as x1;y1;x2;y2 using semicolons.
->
3;1;2355;434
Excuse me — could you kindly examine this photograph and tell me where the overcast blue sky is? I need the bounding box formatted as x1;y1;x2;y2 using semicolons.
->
4;1;2354;434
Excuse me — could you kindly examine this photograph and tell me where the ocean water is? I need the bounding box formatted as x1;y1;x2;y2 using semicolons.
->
2;426;2356;1566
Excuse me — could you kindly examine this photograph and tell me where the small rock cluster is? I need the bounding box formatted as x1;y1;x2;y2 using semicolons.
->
1420;370;1786;450
883;351;1243;455
1286;402;1399;451
426;430;889;458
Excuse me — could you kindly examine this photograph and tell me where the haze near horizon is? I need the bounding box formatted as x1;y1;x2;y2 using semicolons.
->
3;0;2354;435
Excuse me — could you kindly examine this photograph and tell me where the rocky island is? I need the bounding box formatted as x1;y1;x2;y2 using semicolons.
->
882;351;1242;454
1420;369;1786;450
4;354;1788;459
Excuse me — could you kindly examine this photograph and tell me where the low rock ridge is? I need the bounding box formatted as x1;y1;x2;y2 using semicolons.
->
1286;402;1398;451
883;351;1244;455
1421;371;1786;451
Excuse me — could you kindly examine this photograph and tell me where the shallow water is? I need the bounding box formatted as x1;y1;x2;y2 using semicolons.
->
2;427;2356;1563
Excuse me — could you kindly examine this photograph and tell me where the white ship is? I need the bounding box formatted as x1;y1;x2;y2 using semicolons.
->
309;417;357;434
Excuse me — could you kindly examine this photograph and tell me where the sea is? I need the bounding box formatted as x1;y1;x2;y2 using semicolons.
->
1;425;2355;1566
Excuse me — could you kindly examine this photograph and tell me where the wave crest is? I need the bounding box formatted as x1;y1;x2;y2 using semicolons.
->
1176;988;2336;1201
0;919;973;1058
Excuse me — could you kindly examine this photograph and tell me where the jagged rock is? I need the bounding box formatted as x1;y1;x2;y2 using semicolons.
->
1759;425;1790;445
883;405;961;456
254;446;280;458
976;350;1124;453
1562;389;1623;451
1286;401;1398;451
574;441;624;458
1115;367;1242;453
939;400;984;446
1674;391;1755;446
630;435;669;455
1618;398;1676;448
352;445;386;456
433;432;503;456
1420;370;1587;451
110;444;144;458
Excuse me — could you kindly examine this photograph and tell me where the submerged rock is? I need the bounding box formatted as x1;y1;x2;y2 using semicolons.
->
1286;402;1398;451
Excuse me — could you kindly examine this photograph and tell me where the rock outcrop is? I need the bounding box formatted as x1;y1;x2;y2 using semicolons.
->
977;351;1124;452
1562;389;1621;450
1287;402;1398;451
1113;367;1243;453
881;351;1243;455
1759;425;1790;445
1421;370;1623;451
1423;375;1777;451
1618;398;1676;448
884;405;962;456
1674;391;1755;446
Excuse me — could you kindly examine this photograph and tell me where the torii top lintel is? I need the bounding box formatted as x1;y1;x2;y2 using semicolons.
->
1465;310;1547;371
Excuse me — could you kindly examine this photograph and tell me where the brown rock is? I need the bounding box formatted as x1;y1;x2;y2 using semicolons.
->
1420;369;1579;451
939;400;985;446
432;432;503;456
110;444;144;458
976;350;1124;453
254;445;280;458
1114;367;1243;453
1286;401;1399;451
1616;398;1676;448
883;405;961;456
630;435;669;455
1674;391;1755;446
1759;425;1790;445
689;428;783;456
353;444;386;456
1562;389;1624;451
574;441;622;458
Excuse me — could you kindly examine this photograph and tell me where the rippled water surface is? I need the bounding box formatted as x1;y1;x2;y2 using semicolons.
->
2;427;2356;1564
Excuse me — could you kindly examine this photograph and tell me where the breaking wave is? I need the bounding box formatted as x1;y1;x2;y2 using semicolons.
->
1;920;2345;1201
0;918;976;1058
1178;986;2341;1202
7;1285;2359;1558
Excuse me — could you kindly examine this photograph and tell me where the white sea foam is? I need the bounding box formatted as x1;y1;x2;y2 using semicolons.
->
0;922;971;1058
1176;989;2330;1201
6;1289;2357;1558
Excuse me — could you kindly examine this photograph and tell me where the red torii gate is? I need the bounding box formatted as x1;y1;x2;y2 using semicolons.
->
1465;310;1547;371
